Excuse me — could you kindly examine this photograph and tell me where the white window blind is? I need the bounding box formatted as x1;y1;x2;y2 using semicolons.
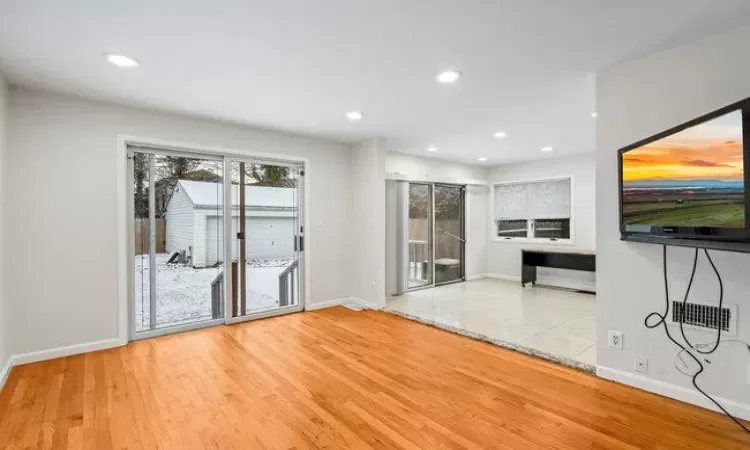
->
494;178;571;220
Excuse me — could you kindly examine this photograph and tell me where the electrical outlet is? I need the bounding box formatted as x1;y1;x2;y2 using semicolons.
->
608;330;623;350
635;356;648;373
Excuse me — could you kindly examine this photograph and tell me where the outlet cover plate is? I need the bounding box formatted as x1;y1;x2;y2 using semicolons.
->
608;330;623;350
635;356;648;373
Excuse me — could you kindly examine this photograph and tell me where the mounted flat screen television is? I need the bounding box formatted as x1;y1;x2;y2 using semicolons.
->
619;98;750;242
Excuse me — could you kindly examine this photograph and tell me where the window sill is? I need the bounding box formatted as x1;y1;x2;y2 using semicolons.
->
491;237;575;245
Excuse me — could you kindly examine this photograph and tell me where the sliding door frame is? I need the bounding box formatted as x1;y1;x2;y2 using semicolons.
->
224;156;305;325
404;181;466;293
433;183;466;287
126;146;227;341
116;135;310;344
405;183;434;293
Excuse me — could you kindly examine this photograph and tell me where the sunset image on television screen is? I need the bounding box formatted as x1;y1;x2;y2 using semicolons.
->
622;110;744;227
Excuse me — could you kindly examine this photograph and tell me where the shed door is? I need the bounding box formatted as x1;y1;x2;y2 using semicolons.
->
206;215;295;266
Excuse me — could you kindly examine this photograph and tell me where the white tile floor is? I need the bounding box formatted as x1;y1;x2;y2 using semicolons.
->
386;278;596;366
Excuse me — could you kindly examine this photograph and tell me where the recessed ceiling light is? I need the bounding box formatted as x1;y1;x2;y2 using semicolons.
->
477;157;488;162
493;131;508;139
427;146;437;152
591;111;598;118
346;111;363;121
436;70;461;84
541;146;554;152
104;53;139;68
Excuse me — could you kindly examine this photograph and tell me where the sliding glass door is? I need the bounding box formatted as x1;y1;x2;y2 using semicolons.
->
408;183;433;289
395;181;465;293
128;146;305;339
130;149;225;338
434;184;465;286
228;159;303;319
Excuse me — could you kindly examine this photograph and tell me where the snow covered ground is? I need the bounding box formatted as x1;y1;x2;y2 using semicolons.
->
134;253;296;332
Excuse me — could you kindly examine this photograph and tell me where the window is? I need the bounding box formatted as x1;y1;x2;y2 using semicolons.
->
496;219;529;238
493;178;572;241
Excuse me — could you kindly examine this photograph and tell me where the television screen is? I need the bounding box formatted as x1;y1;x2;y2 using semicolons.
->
622;110;745;230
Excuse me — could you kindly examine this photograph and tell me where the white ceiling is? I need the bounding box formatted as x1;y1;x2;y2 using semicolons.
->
2;1;750;165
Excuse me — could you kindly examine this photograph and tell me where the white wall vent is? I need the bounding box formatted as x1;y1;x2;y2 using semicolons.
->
669;301;737;337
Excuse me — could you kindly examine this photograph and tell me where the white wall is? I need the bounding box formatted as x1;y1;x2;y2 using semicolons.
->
0;71;8;382
597;25;750;418
351;139;386;307
385;152;490;280
6;87;353;356
465;185;489;279
386;151;488;183
487;153;596;290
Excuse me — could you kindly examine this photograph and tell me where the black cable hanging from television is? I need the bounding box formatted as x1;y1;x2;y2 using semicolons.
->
644;245;749;433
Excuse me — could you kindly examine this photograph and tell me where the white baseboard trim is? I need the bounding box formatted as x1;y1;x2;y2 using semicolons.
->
307;297;381;311
486;273;521;282
465;273;488;281
597;365;750;421
349;298;380;310
0;356;12;391
11;338;123;367
307;298;351;311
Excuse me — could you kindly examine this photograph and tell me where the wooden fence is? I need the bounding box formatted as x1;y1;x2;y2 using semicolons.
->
408;219;462;261
134;218;166;255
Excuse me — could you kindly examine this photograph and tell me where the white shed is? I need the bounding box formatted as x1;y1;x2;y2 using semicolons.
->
165;180;298;268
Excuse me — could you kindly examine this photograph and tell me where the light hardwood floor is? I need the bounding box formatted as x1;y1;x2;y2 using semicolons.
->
0;307;748;449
